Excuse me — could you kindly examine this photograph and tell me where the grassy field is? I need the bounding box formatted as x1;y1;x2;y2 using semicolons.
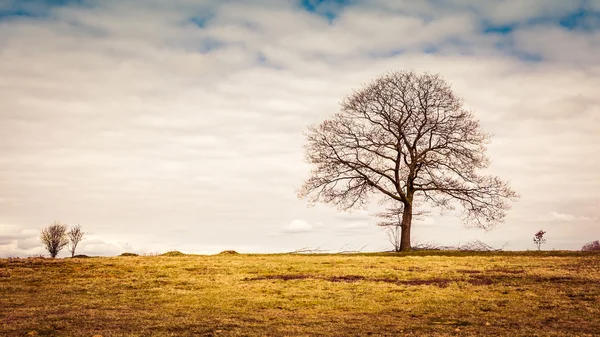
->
1;251;599;336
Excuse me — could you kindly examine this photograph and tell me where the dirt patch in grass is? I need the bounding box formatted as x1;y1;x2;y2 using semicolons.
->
531;276;574;282
467;277;494;286
327;275;366;283
247;274;312;281
456;269;482;274
407;267;425;272
247;273;509;288
246;274;455;287
395;278;452;287
487;268;526;274
329;275;454;287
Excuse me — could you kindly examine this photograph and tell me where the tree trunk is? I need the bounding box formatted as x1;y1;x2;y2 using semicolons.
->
399;203;413;251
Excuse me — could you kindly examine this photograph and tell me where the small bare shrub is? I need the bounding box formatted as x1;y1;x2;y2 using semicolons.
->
533;229;546;251
459;240;507;252
67;225;85;257
582;240;600;252
40;221;69;258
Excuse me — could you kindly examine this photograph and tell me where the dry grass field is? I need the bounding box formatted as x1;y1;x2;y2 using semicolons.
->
1;251;599;336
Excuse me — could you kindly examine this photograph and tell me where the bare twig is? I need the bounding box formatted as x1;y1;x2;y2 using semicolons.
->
290;247;328;254
338;244;368;254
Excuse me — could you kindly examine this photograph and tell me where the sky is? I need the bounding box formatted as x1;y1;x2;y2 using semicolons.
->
1;0;599;257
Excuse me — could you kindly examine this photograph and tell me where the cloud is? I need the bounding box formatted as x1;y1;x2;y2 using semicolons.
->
415;217;437;226
334;222;373;235
538;212;599;222
0;0;598;254
281;220;314;234
512;26;600;64
335;209;372;222
0;225;46;257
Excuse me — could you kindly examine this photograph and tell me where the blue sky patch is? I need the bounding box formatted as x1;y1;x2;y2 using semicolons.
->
423;46;438;55
367;48;404;59
200;38;222;53
0;0;83;20
0;9;35;20
510;51;543;63
483;24;514;35
189;11;216;29
300;0;353;22
559;9;600;31
190;16;209;29
482;6;600;35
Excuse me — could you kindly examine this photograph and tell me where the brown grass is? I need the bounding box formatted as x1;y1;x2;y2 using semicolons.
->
0;251;599;336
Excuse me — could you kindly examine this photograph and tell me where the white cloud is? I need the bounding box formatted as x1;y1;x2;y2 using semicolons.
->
512;26;600;64
335;222;372;234
416;217;437;226
0;225;43;257
0;0;598;254
282;220;314;234
539;212;599;222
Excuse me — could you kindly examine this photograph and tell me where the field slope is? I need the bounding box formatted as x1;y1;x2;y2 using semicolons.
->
1;252;599;336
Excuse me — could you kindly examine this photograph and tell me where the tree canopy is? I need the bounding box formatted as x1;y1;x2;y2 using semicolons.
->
299;71;518;251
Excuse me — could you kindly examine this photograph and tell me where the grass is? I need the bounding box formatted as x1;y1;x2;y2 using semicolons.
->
1;251;599;336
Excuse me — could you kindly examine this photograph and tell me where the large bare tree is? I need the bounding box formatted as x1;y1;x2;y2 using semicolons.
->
299;71;518;251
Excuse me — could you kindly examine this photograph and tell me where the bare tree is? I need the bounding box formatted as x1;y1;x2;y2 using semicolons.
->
67;225;85;257
40;221;69;258
299;71;518;251
533;229;546;251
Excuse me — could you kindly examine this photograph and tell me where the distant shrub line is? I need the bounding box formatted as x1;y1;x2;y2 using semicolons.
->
582;240;600;252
